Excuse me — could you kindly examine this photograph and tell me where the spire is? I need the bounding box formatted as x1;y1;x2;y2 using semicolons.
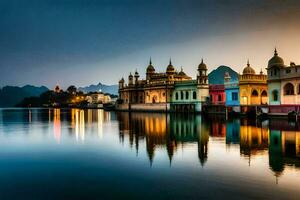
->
169;58;172;65
201;58;204;64
181;66;183;72
247;59;250;66
274;47;278;56
149;57;152;65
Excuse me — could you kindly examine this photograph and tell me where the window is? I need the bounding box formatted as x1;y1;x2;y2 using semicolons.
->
261;90;267;97
284;83;294;95
272;90;278;101
181;91;184;100
251;90;258;97
193;91;197;99
175;92;178;100
232;92;238;101
186;91;189;99
286;69;291;74
218;94;222;101
274;69;277;76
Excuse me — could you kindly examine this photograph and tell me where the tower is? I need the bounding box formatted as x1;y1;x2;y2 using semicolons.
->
119;77;124;89
134;70;139;85
128;72;133;86
197;59;208;85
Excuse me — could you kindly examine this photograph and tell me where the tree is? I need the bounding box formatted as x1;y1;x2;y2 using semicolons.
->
67;85;77;95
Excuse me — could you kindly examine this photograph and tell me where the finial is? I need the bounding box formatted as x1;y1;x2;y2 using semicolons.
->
181;66;183;71
260;68;263;75
201;58;204;64
169;58;172;65
149;57;152;65
247;59;250;66
274;47;278;56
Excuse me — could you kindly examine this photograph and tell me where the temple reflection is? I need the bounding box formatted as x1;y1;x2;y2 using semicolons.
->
117;113;210;166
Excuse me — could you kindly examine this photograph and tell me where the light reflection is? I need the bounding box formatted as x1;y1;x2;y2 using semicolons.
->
53;109;61;143
75;109;85;142
98;109;103;139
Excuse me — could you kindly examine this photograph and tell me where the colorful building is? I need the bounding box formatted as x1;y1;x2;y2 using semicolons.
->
239;60;268;105
118;58;209;112
267;48;300;106
209;84;225;105
224;72;240;107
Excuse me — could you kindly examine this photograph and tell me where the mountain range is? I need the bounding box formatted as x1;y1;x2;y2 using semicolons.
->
78;83;118;95
208;65;238;84
0;85;49;107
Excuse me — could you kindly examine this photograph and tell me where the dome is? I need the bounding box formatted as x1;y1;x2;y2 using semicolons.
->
243;60;256;75
119;77;124;83
198;59;207;70
134;70;139;77
268;48;284;68
166;59;175;73
146;58;155;73
178;67;187;76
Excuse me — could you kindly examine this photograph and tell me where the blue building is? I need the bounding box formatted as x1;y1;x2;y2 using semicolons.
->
224;72;240;111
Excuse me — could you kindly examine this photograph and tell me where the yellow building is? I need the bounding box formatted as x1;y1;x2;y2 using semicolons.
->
239;60;268;105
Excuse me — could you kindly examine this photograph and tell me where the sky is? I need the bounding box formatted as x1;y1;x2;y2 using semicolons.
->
1;0;300;89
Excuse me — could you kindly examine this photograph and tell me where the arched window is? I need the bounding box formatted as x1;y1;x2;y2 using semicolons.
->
181;91;184;100
272;90;278;101
193;91;197;99
251;90;258;97
175;92;179;100
186;91;189;99
261;90;267;97
284;83;294;95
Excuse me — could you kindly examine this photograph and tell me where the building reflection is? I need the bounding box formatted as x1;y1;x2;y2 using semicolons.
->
117;113;210;166
117;112;300;180
1;108;298;180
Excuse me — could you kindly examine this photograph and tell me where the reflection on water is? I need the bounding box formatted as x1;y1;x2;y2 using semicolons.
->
0;108;300;198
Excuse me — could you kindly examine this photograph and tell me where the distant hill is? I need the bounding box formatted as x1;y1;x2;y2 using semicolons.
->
0;85;49;107
78;82;118;95
208;66;238;84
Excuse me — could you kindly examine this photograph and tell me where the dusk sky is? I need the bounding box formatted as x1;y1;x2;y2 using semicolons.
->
1;0;300;88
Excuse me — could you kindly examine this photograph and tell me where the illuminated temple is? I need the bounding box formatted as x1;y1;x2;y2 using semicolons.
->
118;59;209;112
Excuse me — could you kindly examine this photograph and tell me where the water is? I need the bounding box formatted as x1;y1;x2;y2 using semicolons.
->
0;108;299;199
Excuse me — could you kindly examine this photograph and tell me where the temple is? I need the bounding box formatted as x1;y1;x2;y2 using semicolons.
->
118;58;209;112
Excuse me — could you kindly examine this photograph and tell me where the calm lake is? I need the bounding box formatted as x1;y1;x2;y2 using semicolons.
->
0;108;299;199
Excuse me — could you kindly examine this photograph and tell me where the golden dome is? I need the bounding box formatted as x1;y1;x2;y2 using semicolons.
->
146;58;155;73
268;48;284;68
178;67;187;76
166;59;175;73
243;60;256;74
198;59;207;70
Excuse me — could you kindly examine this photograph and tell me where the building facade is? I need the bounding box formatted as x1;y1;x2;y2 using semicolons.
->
267;49;300;106
239;60;268;106
118;59;209;112
209;84;225;105
224;72;240;107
